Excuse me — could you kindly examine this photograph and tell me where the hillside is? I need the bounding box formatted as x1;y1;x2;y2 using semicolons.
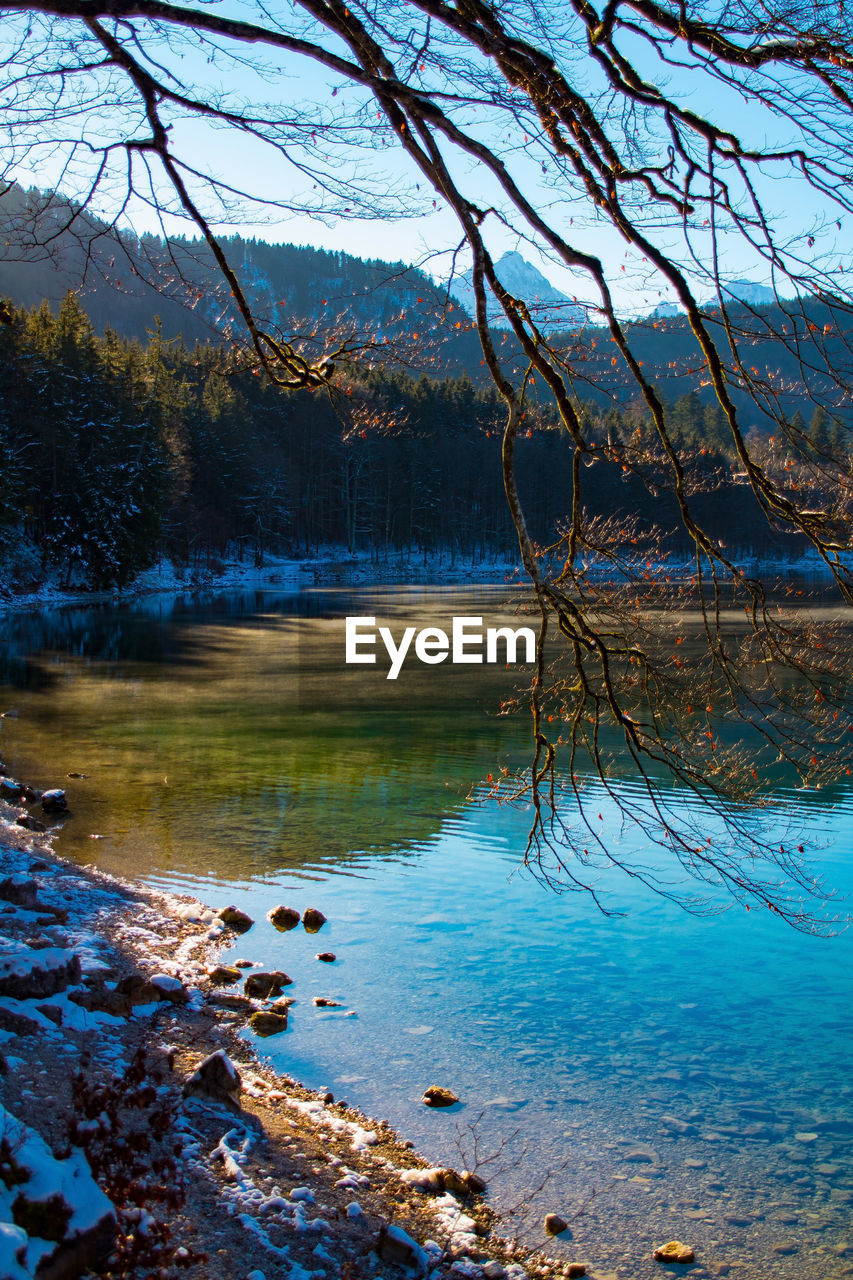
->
2;184;853;432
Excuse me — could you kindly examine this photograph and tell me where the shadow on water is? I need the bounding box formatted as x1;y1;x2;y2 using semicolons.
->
0;585;539;877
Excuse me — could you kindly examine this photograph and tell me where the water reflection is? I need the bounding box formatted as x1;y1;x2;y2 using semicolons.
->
1;585;851;1277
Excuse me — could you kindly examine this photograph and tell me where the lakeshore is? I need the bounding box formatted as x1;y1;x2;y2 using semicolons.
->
0;818;581;1280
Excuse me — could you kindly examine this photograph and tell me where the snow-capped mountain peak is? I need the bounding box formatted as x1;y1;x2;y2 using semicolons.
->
450;251;585;330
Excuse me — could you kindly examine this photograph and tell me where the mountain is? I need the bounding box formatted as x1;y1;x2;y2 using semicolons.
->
724;280;779;307
1;185;851;431
450;250;585;330
0;184;470;357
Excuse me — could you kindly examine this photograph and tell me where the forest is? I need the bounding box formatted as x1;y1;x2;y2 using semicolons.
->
0;292;841;592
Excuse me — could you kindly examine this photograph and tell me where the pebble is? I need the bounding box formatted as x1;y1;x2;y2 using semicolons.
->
244;971;292;998
422;1085;459;1108
624;1146;658;1164
544;1213;568;1236
249;1010;289;1036
653;1241;695;1264
302;907;327;932
208;965;242;985
218;905;254;932
268;905;301;930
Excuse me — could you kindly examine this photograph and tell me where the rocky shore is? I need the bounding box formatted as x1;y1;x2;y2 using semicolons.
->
0;815;584;1280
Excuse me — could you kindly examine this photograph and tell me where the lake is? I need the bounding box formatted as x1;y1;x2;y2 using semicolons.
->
1;584;851;1279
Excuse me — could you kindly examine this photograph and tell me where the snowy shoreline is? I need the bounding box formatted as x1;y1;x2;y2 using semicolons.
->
0;550;525;617
0;544;842;617
0;815;583;1280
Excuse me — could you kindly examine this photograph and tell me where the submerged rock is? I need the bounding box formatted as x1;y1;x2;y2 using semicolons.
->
302;907;327;933
183;1049;242;1106
244;970;292;998
249;1009;289;1036
422;1085;459;1108
217;905;254;932
653;1241;695;1264
624;1145;658;1164
268;905;301;931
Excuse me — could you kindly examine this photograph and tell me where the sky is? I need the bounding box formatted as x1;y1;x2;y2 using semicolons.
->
3;2;850;316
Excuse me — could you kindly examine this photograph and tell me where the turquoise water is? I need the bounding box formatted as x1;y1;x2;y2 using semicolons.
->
1;586;851;1276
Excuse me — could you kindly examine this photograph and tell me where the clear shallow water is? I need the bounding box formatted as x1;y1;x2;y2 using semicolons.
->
1;587;852;1278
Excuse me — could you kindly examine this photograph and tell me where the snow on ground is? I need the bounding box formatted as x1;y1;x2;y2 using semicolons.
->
1;541;844;618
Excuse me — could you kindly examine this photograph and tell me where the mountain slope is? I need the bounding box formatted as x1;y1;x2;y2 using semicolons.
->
451;250;585;330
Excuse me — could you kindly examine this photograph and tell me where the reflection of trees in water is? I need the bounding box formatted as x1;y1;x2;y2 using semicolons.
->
0;589;352;687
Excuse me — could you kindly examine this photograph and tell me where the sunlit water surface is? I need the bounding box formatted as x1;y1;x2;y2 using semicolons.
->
0;586;851;1279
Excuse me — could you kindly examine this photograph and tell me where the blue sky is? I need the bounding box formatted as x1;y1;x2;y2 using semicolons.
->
4;3;849;315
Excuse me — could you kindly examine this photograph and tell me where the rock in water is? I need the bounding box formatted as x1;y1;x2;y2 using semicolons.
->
207;965;242;985
544;1213;569;1236
217;905;254;932
316;952;336;963
653;1241;695;1264
268;905;301;930
41;788;68;813
183;1049;242;1105
422;1085;459;1108
249;1009;289;1036
0;778;23;801
244;970;292;998
302;907;327;933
